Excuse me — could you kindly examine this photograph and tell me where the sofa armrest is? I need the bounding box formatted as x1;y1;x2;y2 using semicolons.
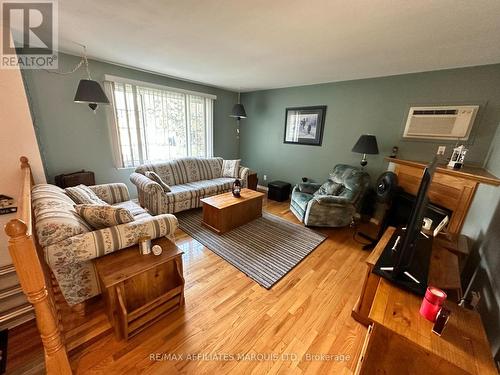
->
298;182;322;194
44;214;178;265
89;183;130;204
239;166;250;187
130;172;163;195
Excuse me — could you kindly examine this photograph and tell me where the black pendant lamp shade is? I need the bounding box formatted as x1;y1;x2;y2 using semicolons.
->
74;79;110;105
352;135;379;167
230;103;247;120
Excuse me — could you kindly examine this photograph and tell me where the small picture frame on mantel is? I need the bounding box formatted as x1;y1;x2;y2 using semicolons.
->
283;106;327;146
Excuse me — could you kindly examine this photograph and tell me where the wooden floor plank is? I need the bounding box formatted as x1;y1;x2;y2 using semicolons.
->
7;198;371;374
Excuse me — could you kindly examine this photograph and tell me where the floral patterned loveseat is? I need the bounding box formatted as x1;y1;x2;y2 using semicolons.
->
130;157;250;215
32;183;178;306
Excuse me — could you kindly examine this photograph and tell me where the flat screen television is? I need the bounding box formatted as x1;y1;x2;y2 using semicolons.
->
373;156;439;295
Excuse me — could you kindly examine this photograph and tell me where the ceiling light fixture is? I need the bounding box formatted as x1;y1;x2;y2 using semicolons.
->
230;92;247;120
47;44;110;113
73;46;109;112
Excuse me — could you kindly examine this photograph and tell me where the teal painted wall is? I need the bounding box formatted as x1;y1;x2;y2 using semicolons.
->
240;64;500;185
22;52;239;195
462;124;500;361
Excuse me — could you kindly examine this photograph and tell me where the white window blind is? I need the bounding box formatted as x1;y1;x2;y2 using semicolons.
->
105;76;214;168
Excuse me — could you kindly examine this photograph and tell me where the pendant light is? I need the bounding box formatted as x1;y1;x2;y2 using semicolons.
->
73;46;110;112
230;92;247;120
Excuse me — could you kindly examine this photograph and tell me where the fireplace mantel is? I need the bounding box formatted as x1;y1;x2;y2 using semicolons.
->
386;157;500;234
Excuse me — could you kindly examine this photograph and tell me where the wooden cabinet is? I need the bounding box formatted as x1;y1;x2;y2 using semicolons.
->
94;237;184;340
355;279;497;375
352;227;497;375
387;158;500;234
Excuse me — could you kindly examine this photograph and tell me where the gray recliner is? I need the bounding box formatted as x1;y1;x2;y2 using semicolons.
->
290;164;370;227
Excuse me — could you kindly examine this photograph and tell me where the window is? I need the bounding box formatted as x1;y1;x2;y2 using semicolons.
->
105;76;215;168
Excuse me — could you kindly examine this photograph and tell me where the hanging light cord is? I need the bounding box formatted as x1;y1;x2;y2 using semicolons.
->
43;44;91;78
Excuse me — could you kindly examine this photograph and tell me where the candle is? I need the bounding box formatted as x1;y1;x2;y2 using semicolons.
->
420;286;447;322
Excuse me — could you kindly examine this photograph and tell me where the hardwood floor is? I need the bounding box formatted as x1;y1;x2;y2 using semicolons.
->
7;199;373;374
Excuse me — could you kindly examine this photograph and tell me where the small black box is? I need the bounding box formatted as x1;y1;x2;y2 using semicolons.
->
268;181;291;202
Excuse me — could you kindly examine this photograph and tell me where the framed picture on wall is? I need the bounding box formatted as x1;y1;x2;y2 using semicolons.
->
283;106;327;146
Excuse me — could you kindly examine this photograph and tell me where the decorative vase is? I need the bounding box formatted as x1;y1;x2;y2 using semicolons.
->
232;179;241;197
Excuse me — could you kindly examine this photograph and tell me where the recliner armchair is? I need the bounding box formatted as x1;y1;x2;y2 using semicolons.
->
290;164;370;227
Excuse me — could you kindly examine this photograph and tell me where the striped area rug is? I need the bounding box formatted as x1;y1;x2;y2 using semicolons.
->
176;209;327;289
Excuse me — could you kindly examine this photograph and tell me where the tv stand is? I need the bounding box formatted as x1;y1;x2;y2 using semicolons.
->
352;227;497;374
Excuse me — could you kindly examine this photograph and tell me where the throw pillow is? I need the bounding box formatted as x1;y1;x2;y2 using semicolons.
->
314;181;344;196
65;184;108;205
145;171;171;192
75;204;134;230
222;159;241;178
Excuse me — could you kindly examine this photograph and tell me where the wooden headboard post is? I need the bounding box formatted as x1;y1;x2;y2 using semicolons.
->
4;157;71;374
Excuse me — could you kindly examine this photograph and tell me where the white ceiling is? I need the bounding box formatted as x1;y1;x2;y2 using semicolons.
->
58;0;500;92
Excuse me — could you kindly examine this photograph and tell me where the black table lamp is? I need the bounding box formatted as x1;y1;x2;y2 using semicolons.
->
352;135;379;167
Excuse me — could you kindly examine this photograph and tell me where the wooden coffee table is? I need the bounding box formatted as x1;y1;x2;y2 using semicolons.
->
200;188;265;234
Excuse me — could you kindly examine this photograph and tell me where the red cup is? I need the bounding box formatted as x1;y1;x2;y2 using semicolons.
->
420;286;447;322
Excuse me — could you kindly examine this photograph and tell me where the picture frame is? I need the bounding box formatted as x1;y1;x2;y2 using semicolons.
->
283;106;327;146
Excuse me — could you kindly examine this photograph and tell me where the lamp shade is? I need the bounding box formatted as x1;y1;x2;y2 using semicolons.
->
74;79;110;104
351;135;379;155
230;103;247;119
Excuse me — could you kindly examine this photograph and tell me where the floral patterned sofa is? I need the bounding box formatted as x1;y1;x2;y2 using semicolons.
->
130;157;250;215
32;183;178;306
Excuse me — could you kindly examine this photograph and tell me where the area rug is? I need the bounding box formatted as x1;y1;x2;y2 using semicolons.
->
176;209;326;289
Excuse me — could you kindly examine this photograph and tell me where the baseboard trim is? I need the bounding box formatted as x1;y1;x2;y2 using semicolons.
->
257;185;268;192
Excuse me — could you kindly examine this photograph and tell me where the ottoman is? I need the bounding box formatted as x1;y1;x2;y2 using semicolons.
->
268;181;292;202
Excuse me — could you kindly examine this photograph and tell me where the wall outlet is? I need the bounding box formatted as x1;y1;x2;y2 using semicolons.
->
437;146;446;155
263;175;267;181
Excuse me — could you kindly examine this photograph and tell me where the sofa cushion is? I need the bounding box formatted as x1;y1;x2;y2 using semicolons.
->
314;181;344;196
145;171;171;192
222;159;240;178
65;185;108;205
113;200;150;220
292;191;315;211
88;183;130;204
135;157;224;186
164;178;234;204
75;204;134;230
32;184;92;247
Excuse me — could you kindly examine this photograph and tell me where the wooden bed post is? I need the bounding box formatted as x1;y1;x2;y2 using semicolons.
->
4;157;71;374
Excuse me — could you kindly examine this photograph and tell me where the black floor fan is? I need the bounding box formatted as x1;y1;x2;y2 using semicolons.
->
358;171;399;250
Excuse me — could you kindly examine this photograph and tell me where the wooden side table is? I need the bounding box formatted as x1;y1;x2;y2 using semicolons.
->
355;279;497;375
247;172;258;190
94;237;184;340
352;227;463;326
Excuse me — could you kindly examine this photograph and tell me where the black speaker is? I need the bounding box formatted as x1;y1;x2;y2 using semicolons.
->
357;171;399;250
376;172;399;203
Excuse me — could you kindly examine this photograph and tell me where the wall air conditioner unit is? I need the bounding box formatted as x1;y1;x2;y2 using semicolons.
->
403;105;479;140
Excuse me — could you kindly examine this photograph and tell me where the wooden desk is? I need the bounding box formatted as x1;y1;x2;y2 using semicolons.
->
352;227;462;326
352;228;497;374
356;279;497;374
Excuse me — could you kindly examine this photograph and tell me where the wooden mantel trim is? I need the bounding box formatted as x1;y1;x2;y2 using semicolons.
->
385;157;500;186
